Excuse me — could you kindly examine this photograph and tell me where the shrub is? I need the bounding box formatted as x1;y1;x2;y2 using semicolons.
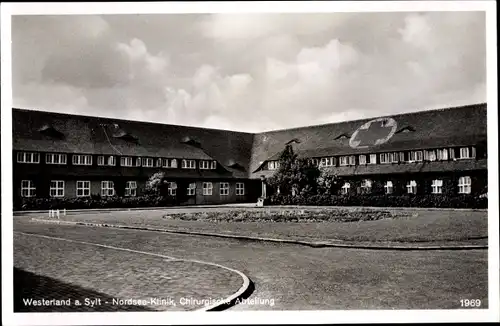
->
17;195;176;211
268;193;487;209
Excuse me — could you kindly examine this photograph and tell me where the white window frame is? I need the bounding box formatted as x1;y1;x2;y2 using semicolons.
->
359;155;367;165
369;154;377;165
49;180;65;197
349;156;356;166
409;151;423;163
436;149;449;161
156;158;162;167
384;181;394;194
121;157;133;167
171;159;178;168
76;181;91;197
187;183;196;196
268;161;280;170
406;180;417;194
203;182;213;195
108;156;116;166
211;161;217;169
21;180;36;197
236;183;245;196
72;154;92;166
379;153;390;164
136;157;142;167
389;152;399;163
339;156;349;166
341;182;350;195
143;158;154;167
46;153;67;165
182;159;196;169
431;179;443;194
459;147;471;159
361;179;372;192
200;161;211;169
101;181;115;197
220;182;229;196
97;156;105;166
458;176;472;194
167;182;177;196
399;152;405;162
125;181;137;197
17;152;40;164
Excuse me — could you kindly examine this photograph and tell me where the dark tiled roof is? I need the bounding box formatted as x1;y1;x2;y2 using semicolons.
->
12;109;254;179
249;103;487;177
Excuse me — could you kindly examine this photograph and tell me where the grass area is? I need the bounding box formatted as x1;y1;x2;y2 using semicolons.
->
14;221;489;310
24;207;488;243
14;232;243;311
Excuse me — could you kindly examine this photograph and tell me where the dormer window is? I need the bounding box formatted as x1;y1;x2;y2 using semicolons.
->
182;159;196;169
143;158;154;167
46;153;67;165
268;161;280;170
17;152;40;164
395;126;416;134
286;138;301;145
181;136;201;147
38;124;64;138
334;133;350;140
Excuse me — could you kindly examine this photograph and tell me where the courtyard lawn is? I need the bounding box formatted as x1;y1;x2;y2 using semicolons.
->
21;207;488;243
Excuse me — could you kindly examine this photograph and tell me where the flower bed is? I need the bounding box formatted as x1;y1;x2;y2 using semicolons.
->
163;209;416;223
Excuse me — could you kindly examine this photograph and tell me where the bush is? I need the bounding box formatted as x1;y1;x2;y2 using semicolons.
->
162;208;414;223
269;193;487;209
17;195;177;211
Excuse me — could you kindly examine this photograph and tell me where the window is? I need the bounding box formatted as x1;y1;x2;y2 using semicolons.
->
431;179;443;194
361;179;372;193
449;148;456;159
436;149;448;161
389;153;399;163
76;181;91;197
136;158;142;167
108;156;116;166
379;153;390;164
121;157;133;167
220;182;229;195
424;150;437;162
156;158;162;167
72;154;92;165
384;181;394;194
406;180;417;194
46;153;67;165
268;161;280;170
399;152;405;162
369;154;377;165
349;156;356;166
339;156;349;166
162;158;178;168
458;176;472;194
187;183;196;196
50;180;64;197
21;180;36;197
236;183;245;196
359;155;367;165
320;157;334;167
341;182;350;195
203;182;213;195
167;182;177;196
459;147;475;159
182;159;196;169
17;152;40;164
408;151;423;162
97;156;105;166
310;158;319;166
125;181;137;197
171;159;178;168
143;158;154;167
200;160;216;170
101;181;115;197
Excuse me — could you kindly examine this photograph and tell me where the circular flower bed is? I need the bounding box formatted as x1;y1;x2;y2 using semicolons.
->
163;209;416;223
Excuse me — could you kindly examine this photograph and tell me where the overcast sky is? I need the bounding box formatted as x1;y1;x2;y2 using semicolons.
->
11;11;486;132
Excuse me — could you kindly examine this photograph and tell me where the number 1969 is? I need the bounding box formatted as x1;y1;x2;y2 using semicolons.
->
460;299;481;308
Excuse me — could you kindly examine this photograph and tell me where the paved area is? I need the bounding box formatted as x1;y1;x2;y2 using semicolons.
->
13;218;488;310
14;224;246;312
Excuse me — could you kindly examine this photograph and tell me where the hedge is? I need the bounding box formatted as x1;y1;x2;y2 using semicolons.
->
16;195;177;211
269;194;488;209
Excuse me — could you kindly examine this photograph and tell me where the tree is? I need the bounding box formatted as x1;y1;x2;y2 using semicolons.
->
268;145;323;198
145;171;168;196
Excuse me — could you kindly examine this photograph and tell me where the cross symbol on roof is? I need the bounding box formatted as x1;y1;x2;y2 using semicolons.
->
351;119;396;148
